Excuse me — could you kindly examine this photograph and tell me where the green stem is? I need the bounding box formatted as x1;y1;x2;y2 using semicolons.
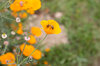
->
19;48;37;65
19;34;47;65
19;43;27;63
17;53;19;65
16;48;20;66
37;34;47;44
2;45;8;55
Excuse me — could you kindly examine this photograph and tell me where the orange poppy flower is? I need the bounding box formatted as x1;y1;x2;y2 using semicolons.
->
31;27;42;37
27;35;36;44
0;52;15;64
41;20;61;34
45;48;50;52
17;23;23;35
20;44;35;56
32;49;42;60
17;28;23;35
10;0;41;13
20;44;42;60
27;9;34;15
44;61;48;65
18;23;23;28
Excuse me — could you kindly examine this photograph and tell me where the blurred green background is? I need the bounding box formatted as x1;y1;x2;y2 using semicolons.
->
39;0;100;66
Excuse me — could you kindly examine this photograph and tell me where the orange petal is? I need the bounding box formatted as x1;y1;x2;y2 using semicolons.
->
31;27;42;37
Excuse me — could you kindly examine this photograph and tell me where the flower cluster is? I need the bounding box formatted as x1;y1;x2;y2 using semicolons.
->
10;0;41;18
16;20;61;61
10;0;41;13
0;0;62;66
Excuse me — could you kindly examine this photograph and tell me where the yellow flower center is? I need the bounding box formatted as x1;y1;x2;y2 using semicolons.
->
3;33;6;35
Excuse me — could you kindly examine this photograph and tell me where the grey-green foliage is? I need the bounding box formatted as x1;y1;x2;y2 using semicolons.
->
0;0;23;53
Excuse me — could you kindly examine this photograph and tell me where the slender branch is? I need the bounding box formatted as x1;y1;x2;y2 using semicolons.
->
16;48;20;65
19;43;27;63
2;45;8;55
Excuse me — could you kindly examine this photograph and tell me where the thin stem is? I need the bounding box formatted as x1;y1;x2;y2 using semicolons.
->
19;48;37;65
17;53;19;65
19;34;47;65
19;43;27;63
16;48;20;65
36;34;47;45
2;45;8;55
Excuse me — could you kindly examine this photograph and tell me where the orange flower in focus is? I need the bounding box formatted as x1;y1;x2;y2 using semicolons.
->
31;27;42;37
41;20;61;34
17;23;23;35
45;48;50;52
32;49;42;60
20;44;35;56
19;12;27;18
44;61;48;65
27;35;36;44
0;52;15;64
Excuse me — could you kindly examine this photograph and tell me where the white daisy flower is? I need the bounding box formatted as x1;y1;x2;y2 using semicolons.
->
11;31;16;35
16;17;21;23
24;36;30;41
1;33;7;39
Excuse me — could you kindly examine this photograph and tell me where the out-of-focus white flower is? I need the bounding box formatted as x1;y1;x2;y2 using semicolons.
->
16;17;21;23
24;36;30;41
1;33;7;39
54;12;63;18
4;41;9;45
11;31;16;35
